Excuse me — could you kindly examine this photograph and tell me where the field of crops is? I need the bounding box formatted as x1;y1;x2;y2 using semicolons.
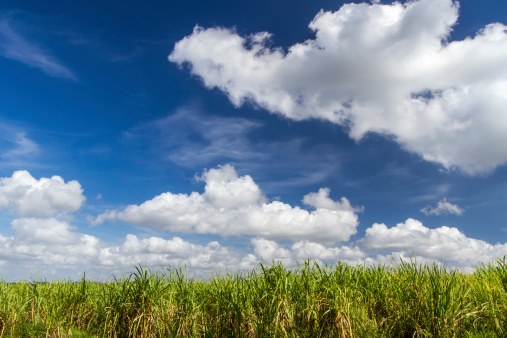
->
0;258;506;337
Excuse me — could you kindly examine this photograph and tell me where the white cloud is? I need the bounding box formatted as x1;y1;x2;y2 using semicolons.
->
250;238;365;267
420;198;465;216
97;235;238;273
0;217;242;281
0;213;505;280
251;238;292;265
249;218;507;271
0;169;504;280
0;218;101;280
169;0;507;174
291;240;365;261
94;164;361;244
12;218;84;245
0;17;75;79
0;171;86;218
197;163;267;208
362;218;507;267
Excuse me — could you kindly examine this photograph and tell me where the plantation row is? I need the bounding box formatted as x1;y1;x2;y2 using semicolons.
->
0;259;506;337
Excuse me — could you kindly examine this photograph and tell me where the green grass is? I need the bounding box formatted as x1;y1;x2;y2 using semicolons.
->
0;258;506;337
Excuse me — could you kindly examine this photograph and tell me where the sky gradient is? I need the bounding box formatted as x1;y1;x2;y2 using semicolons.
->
0;0;506;281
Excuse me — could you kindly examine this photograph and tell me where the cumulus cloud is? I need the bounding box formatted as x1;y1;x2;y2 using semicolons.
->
94;165;361;244
0;171;86;218
362;218;507;267
251;237;365;267
420;198;465;216
97;235;238;273
169;0;507;174
0;169;504;280
0;214;505;280
249;218;507;271
0;16;75;79
0;218;101;281
0;217;242;281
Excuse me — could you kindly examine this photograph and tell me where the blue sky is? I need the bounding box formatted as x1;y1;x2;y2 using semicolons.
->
0;0;506;281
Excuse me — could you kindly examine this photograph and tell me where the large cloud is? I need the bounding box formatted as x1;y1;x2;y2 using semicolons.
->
362;218;507;267
169;0;507;174
0;171;86;218
94;165;361;244
0;217;242;281
1;215;505;280
249;218;507;271
4;218;100;265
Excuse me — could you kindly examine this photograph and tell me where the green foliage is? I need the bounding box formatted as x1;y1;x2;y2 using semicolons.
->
0;258;506;337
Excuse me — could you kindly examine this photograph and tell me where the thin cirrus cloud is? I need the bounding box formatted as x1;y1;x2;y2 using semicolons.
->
93;164;362;244
0;123;40;167
420;198;465;216
2;132;39;162
0;16;75;80
123;107;341;190
123;107;265;168
169;0;507;175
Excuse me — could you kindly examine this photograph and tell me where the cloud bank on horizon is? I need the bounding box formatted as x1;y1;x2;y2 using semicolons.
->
169;0;507;175
0;166;506;280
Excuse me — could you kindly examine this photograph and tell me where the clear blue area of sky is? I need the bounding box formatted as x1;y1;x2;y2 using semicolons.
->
0;0;506;250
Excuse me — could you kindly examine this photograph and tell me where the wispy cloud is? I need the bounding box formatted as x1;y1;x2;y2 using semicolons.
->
0;123;41;168
123;106;341;190
1;132;39;161
0;16;75;80
158;107;264;167
59;28;147;64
